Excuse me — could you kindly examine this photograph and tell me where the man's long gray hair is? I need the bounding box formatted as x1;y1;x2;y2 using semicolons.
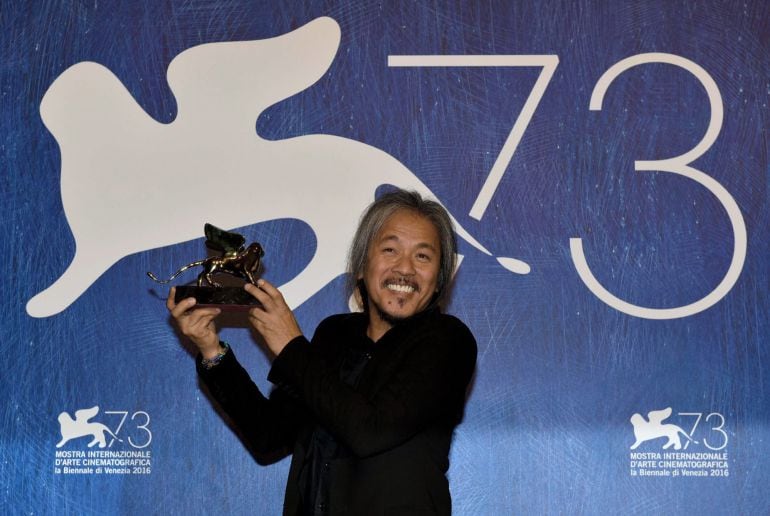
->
346;189;458;310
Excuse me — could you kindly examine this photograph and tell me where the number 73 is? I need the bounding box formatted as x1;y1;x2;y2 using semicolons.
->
389;53;746;320
679;412;729;450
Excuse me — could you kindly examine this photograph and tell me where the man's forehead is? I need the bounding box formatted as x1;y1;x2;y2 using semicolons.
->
378;233;438;249
374;210;440;245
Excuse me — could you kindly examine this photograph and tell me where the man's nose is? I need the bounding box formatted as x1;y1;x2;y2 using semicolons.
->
393;255;416;275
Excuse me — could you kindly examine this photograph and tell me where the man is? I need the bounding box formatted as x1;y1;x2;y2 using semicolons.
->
168;189;477;515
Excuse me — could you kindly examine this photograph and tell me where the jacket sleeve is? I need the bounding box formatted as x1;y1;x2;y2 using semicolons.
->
267;316;477;458
197;346;306;458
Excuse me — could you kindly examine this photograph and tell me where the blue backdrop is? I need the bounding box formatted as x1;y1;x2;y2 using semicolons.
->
2;1;768;514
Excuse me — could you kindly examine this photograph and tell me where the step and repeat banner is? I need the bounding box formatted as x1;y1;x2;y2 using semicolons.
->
2;1;768;514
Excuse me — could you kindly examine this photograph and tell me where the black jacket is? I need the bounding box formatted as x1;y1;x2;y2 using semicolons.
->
198;308;477;515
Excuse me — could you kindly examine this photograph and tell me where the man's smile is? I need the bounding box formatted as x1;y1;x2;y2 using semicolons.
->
385;279;418;294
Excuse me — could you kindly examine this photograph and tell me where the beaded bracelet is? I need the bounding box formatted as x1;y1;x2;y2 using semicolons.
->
200;341;230;370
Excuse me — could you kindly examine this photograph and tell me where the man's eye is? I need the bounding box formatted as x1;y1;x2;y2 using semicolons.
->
417;253;432;261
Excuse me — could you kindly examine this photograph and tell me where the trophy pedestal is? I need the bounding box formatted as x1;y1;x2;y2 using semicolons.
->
175;286;261;311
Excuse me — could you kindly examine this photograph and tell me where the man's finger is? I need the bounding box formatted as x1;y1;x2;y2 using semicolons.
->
189;309;221;330
183;308;222;335
255;278;282;299
244;282;271;305
248;305;266;323
166;287;177;311
170;296;198;318
188;307;222;320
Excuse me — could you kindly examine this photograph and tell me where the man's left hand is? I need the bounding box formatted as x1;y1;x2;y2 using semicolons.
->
245;279;303;356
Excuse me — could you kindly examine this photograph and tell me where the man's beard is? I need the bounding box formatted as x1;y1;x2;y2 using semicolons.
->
370;298;408;327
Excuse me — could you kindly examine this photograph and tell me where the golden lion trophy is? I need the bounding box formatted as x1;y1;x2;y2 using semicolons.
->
147;223;264;309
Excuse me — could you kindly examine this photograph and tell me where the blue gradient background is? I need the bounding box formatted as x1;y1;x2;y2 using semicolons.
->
1;1;768;514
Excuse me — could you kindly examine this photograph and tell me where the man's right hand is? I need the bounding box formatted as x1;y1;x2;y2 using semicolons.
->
167;287;223;359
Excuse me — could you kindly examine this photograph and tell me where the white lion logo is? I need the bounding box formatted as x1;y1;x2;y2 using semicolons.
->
630;407;697;450
56;406;121;448
27;16;528;318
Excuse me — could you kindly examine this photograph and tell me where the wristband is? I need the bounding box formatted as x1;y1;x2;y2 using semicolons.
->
200;341;230;370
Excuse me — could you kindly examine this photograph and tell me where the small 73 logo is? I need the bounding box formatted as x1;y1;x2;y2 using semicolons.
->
56;406;152;449
630;407;728;451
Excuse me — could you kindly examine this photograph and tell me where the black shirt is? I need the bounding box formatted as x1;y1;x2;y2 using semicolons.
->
197;307;477;515
302;321;374;515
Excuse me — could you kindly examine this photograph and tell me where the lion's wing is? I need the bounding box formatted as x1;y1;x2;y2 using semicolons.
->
74;406;100;421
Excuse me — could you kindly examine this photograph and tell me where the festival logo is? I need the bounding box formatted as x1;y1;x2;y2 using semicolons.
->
27;14;746;321
628;407;729;478
54;406;152;475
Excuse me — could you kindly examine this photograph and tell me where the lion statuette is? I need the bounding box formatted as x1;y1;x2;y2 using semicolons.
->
147;223;264;287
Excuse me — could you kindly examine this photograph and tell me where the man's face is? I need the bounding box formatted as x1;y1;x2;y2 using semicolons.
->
361;209;441;333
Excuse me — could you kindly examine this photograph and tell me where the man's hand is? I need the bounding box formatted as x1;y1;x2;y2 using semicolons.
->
245;279;302;356
167;287;223;359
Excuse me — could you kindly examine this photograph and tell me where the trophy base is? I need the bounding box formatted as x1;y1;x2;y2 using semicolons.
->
175;286;261;311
